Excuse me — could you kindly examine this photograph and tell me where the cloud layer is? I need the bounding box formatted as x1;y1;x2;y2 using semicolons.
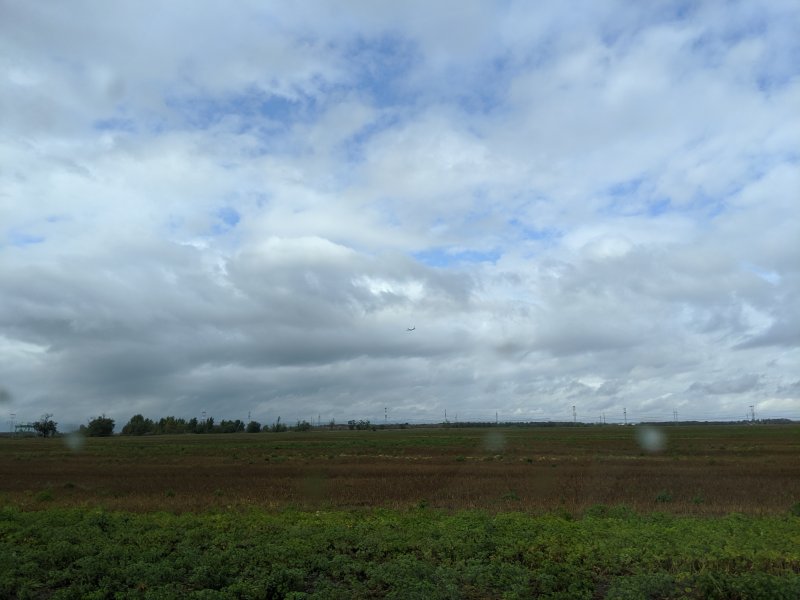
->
2;1;799;428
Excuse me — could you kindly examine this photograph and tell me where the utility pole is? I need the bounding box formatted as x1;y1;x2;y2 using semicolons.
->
10;413;15;435
623;407;627;426
749;405;755;422
495;411;498;425
385;407;387;425
572;405;576;424
673;408;678;423
602;412;606;425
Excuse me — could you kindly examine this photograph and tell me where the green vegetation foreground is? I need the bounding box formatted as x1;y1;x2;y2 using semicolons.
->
2;506;799;599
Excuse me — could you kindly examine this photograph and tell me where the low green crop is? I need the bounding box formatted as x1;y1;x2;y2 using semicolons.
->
1;506;798;599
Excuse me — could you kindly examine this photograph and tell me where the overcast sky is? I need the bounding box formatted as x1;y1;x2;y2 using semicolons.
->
2;1;799;430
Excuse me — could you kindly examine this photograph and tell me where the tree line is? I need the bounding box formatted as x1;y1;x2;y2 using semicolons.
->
119;414;314;436
23;414;318;437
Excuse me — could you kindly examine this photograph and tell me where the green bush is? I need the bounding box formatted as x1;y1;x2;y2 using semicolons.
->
655;490;673;503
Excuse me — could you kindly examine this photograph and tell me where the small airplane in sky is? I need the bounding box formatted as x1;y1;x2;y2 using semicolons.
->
406;326;416;331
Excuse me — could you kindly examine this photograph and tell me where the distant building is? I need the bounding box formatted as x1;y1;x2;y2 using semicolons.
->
14;423;37;436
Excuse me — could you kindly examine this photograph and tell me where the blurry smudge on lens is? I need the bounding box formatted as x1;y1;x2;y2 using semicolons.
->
65;431;86;452
636;426;666;453
0;387;12;404
484;431;506;452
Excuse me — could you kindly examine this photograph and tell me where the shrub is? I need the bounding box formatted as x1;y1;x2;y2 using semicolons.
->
36;489;54;502
655;491;673;503
83;415;115;437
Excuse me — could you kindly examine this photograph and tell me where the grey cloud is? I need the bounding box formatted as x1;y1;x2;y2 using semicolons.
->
688;374;762;396
0;230;480;423
776;380;800;398
596;380;624;396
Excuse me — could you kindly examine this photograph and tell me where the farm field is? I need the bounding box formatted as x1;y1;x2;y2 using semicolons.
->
2;424;799;598
1;424;798;514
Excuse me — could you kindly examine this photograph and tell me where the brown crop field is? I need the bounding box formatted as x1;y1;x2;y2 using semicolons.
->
1;424;799;515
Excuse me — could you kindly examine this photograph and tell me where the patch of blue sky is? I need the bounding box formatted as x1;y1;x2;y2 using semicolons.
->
9;231;45;246
454;80;507;117
436;51;516;118
601;177;675;218
667;1;697;22
210;207;240;236
93;117;137;133
414;247;501;268
602;178;648;216
741;262;781;285
755;44;800;91
164;88;312;131
507;218;561;243
217;207;240;228
688;193;726;221
340;112;403;163
607;177;645;198
646;198;672;217
346;34;419;108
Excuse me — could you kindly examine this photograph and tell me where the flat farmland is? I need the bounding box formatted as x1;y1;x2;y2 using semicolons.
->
2;424;798;514
2;425;800;598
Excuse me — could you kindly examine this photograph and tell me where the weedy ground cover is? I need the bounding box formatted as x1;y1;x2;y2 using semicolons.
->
1;506;799;599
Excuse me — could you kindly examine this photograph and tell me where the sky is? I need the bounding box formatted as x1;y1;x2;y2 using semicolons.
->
1;1;799;430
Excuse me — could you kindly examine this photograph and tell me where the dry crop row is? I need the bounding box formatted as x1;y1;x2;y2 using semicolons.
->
1;424;798;515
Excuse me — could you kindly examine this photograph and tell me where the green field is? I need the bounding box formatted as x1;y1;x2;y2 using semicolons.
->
1;425;799;598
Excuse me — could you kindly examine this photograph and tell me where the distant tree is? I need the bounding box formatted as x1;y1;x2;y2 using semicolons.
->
246;420;261;433
219;419;245;433
187;417;199;434
84;415;115;437
201;416;215;433
292;420;312;432
156;416;188;435
33;413;58;438
121;414;155;436
271;416;287;433
328;419;336;430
